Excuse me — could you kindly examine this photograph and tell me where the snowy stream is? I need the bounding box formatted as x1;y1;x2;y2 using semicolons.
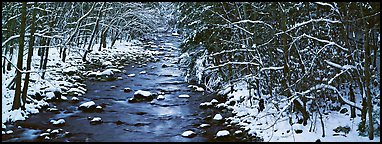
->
2;33;258;142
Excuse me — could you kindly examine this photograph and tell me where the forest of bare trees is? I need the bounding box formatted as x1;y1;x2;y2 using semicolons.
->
177;2;379;140
1;2;380;142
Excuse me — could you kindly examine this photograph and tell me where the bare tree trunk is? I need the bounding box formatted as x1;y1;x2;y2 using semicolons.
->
364;29;374;140
13;2;27;110
83;2;105;62
21;2;37;108
349;83;356;118
39;38;46;69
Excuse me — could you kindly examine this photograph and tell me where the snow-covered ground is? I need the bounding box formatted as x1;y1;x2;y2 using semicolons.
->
2;39;158;132
219;80;380;142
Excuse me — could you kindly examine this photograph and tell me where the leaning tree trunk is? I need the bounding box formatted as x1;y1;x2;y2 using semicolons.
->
12;2;27;110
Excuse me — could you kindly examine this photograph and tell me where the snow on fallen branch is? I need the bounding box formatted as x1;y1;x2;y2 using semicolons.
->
296;83;362;110
205;62;259;70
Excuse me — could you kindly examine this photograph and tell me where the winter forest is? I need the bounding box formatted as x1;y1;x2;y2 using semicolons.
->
1;2;380;142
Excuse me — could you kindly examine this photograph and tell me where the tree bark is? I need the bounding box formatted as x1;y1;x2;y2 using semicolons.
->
12;2;27;110
364;29;374;140
21;2;37;108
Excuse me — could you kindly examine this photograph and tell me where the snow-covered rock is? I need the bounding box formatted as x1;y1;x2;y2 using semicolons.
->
45;92;56;99
213;114;223;121
95;106;103;112
102;61;112;66
216;130;230;137
79;101;95;109
234;130;243;135
128;74;136;77
181;130;196;138
195;87;204;92
199;124;211;128
61;96;68;100
6;130;13;134
124;87;132;93
98;69;114;76
50;119;65;126
129;90;154;102
210;99;219;104
199;102;212;109
134;90;152;97
50;129;60;134
71;97;79;102
107;68;121;73
178;94;190;98
87;71;99;77
47;108;59;113
71;76;82;81
215;103;228;109
172;32;180;36
67;88;86;95
90;117;103;125
78;101;96;112
157;95;165;100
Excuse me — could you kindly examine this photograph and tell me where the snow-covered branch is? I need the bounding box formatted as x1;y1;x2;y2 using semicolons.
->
276;18;341;36
205;62;260;70
296;84;362;110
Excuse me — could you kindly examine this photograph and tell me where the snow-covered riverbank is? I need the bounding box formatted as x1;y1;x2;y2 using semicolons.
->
2;38;160;133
